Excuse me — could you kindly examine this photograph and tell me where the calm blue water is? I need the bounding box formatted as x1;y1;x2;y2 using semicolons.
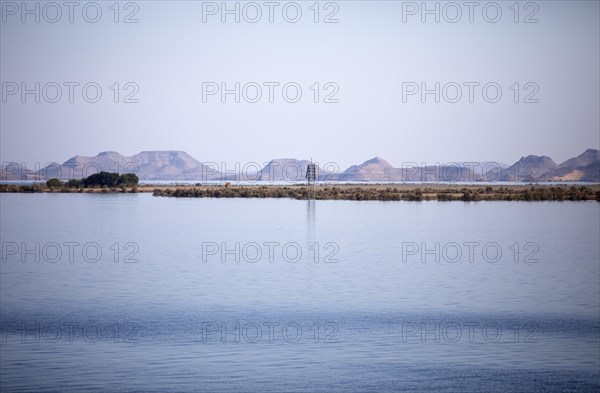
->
1;194;599;392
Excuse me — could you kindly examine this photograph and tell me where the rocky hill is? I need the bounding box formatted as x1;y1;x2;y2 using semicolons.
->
495;155;558;182
29;151;221;181
2;149;598;182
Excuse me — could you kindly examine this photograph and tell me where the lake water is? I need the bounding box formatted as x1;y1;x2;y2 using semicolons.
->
1;193;599;392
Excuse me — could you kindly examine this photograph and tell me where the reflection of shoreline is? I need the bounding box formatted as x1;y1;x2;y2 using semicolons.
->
306;199;316;231
306;199;316;250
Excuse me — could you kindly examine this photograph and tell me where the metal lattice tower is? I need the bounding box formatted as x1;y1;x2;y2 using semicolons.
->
306;160;317;200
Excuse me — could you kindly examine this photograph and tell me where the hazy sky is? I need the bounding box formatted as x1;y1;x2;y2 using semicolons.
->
1;0;599;170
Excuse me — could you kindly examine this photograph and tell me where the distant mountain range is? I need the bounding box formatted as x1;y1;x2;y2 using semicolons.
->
2;149;599;182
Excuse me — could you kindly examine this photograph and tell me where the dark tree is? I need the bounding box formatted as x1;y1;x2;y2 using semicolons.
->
82;172;121;187
118;173;139;186
67;179;82;188
46;178;64;188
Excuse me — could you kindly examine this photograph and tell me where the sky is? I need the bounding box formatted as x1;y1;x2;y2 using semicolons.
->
1;0;599;170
